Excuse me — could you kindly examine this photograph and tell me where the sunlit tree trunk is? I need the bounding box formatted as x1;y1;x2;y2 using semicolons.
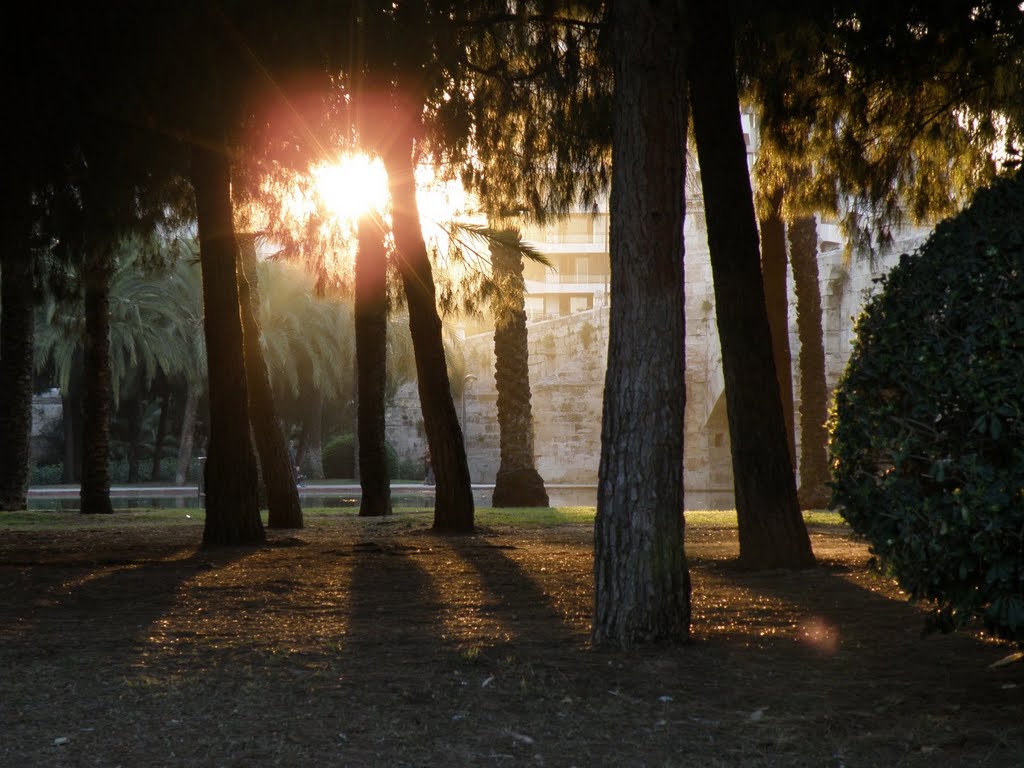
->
355;212;392;517
490;232;548;508
0;224;35;511
80;245;114;515
789;214;830;509
689;0;814;569
238;236;303;529
593;0;691;649
382;129;474;533
191;143;264;546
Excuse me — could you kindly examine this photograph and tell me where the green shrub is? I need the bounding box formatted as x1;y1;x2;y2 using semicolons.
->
30;463;65;486
322;433;405;480
322;433;355;478
830;173;1024;641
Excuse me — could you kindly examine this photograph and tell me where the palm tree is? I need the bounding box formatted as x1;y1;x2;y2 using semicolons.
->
489;230;548;507
257;258;354;480
36;240;200;490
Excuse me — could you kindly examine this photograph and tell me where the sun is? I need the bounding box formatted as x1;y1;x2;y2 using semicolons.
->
312;154;390;223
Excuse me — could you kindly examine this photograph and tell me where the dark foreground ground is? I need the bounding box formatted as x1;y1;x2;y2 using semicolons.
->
1;509;1021;767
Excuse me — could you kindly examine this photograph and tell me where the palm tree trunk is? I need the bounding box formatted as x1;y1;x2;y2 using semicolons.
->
689;0;814;569
593;0;690;649
382;130;474;533
126;372;145;483
355;212;392;517
788;215;831;509
0;243;35;511
190;143;264;546
174;382;199;486
150;381;171;482
237;236;303;529
490;232;548;508
760;189;796;466
300;388;325;480
80;246;114;515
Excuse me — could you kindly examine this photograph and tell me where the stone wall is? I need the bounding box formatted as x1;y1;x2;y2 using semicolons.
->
384;218;933;509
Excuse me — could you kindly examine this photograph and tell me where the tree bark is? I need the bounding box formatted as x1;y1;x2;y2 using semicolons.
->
788;214;831;509
0;237;35;511
490;232;548;508
355;212;392;517
689;0;814;569
382;130;474;533
191;143;264;546
760;189;796;466
593;0;691;649
150;381;170;482
174;382;199;486
238;236;303;529
80;245;114;515
126;374;145;484
300;388;325;480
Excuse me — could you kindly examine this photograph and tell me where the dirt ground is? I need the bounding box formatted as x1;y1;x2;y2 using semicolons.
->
1;511;1022;768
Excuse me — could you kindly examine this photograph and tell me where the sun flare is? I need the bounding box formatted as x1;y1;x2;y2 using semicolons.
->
312;154;390;223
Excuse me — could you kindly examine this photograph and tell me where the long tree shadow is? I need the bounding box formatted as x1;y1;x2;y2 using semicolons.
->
447;538;582;649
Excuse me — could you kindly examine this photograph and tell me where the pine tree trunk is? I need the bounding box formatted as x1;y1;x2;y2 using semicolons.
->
593;0;691;649
759;189;796;466
80;246;114;515
237;236;303;529
382;131;474;533
150;383;170;482
191;143;264;547
490;232;548;508
788;215;831;509
175;383;199;486
689;1;814;569
0;243;35;511
355;212;392;517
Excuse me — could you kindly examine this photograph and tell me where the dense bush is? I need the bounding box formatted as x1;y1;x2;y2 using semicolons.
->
30;463;65;486
830;173;1024;641
322;433;406;479
30;457;198;486
322;434;356;478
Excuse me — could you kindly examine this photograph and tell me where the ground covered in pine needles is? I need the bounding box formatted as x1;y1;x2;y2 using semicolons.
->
1;508;1021;767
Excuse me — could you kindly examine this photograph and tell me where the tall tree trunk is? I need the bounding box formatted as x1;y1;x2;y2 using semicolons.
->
125;373;145;484
593;0;690;649
62;381;83;484
788;215;831;509
238;236;303;529
760;188;796;466
191;143;264;547
689;0;814;569
150;381;171;482
0;238;35;511
382;130;474;533
300;387;325;480
175;382;199;486
355;212;392;517
80;246;114;515
490;231;548;508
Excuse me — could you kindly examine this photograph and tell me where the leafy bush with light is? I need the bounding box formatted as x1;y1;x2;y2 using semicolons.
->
830;173;1024;641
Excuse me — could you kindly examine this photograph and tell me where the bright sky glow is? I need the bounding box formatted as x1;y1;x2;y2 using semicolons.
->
312;154;390;225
